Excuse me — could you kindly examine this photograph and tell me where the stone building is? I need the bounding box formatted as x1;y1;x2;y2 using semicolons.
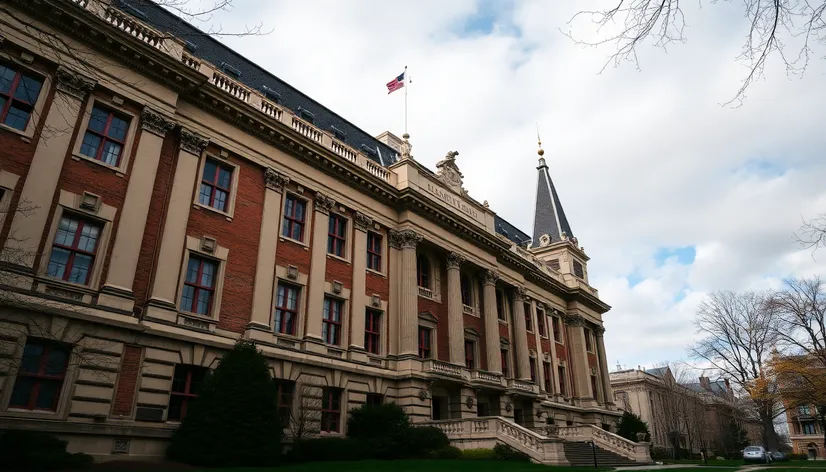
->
0;0;632;463
786;405;824;459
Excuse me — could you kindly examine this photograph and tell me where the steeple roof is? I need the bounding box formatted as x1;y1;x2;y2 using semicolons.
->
532;157;574;245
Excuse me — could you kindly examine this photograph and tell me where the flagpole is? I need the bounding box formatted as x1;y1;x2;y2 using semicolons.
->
404;65;408;135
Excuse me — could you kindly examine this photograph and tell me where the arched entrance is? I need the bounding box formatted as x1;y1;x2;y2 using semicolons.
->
806;443;819;460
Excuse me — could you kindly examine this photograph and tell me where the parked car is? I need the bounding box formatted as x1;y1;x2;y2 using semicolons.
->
770;451;787;462
744;446;772;464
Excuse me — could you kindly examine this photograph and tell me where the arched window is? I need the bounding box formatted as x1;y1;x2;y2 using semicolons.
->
416;254;430;288
460;274;471;305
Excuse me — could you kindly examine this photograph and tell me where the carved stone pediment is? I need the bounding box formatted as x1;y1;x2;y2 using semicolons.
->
435;151;467;195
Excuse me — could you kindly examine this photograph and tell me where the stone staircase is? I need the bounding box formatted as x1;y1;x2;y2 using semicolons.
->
423;416;652;466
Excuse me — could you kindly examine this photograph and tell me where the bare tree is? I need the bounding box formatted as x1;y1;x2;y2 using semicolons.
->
285;382;322;449
690;290;783;449
567;1;826;105
797;214;826;253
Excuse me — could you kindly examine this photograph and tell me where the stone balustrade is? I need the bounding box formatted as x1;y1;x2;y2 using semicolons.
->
508;378;540;394
557;424;651;463
470;370;505;387
418;286;433;298
422;360;468;380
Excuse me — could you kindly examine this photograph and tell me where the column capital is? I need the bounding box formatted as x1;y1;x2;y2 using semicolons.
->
55;66;96;100
314;192;335;214
179;128;209;156
389;229;421;249
564;313;585;327
264;168;290;192
140;107;176;137
510;286;527;301
594;325;606;336
445;251;465;269
353;211;372;232
482;269;500;286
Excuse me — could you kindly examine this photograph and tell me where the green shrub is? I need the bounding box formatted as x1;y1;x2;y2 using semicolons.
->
651;447;671;460
493;443;531;462
166;341;282;467
785;453;809;460
461;448;497;460
430;445;462;459
616;411;650;442
0;430;94;471
285;437;370;462
347;402;410;440
406;426;450;457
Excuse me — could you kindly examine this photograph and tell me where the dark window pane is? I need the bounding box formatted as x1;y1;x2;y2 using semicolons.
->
202;160;217;181
80;132;102;158
35;380;60;409
10;377;35;407
107;116;129;141
45;348;68;375
46;248;71;279
217;167;231;188
14;75;43;103
20;344;44;373
0;65;15;93
167;395;184;420
199;184;212;206
88;107;108;134
4;106;31;130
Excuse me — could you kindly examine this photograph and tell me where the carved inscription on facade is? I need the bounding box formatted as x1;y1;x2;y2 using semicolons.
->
424;182;480;221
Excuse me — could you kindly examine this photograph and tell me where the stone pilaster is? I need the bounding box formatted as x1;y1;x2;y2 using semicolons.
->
304;192;335;350
482;270;501;373
1;67;95;269
530;299;546;391
247;168;289;333
100;108;175;310
390;229;421;357
446;251;465;365
147;128;208;310
547;306;561;396
565;314;594;403
511;287;531;380
348;212;372;353
595;326;614;405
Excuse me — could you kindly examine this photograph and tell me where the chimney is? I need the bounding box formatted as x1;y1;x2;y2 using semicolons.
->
699;376;711;391
724;378;731;391
375;131;402;153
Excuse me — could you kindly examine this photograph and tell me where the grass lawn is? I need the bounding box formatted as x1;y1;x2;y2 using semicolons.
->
202;460;612;472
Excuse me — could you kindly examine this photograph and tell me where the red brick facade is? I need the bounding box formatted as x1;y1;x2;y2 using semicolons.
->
111;345;142;417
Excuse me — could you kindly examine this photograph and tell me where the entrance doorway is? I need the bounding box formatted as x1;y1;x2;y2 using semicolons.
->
806;443;818;460
432;396;447;420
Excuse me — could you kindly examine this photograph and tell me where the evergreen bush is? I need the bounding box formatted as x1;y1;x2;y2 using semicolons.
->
0;430;93;471
493;443;531;461
616;411;650;442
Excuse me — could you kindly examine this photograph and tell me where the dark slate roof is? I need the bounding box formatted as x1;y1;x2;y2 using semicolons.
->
684;380;728;395
115;0;398;166
646;367;669;378
495;215;531;246
532;158;574;245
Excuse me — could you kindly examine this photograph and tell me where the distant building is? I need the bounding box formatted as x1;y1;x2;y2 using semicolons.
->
786;405;824;459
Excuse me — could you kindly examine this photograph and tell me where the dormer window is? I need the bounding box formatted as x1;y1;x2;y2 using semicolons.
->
573;260;584;279
297;107;314;123
220;62;241;78
548;259;561;271
261;86;281;103
331;125;346;141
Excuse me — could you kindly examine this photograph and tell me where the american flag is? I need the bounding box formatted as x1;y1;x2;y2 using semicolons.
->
386;71;405;94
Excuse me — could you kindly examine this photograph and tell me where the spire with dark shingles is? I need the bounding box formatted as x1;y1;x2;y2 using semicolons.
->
532;156;574;245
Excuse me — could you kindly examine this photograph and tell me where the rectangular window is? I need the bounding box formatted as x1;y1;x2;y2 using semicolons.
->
364;309;381;355
461;274;472;306
198;158;233;212
168;365;208;421
46;215;101;286
366;393;383;406
548;259;560;271
529;358;537;382
327;214;347;257
558;366;567;396
418;326;432;359
320;388;342;433
584;329;593;352
496;290;505;320
366;232;382;271
799;405;811;415
180;255;217;316
322;297;343;345
543;361;552;393
274;379;295;423
281;195;306;241
0;64;44;131
9;339;69;411
524;303;533;332
274;283;300;335
537;309;546;336
501;349;509;377
802;422;816;435
80;105;131;166
591;374;599;399
464;340;475;369
552;317;561;341
573;260;584;279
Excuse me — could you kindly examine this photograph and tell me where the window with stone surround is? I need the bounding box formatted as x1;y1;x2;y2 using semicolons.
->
46;214;101;286
180;255;217;316
591;374;599;399
80;104;131;167
274;283;300;335
543;361;552;392
416;254;431;289
9;339;69;411
364;309;381;355
273;379;294;423
461;274;472;306
558;365;567;396
802;422;817;435
366;231;382;271
418;326;432;359
552;316;561;342
573;260;585;279
584;328;593;352
322;297;343;345
0;63;43;131
366;393;383;406
167;364;208;421
281;194;307;242
496;290;506;321
198;158;233;212
537;308;546;337
464;340;476;369
327;213;347;258
320;387;342;433
529;358;537;382
524;302;533;332
501;349;510;377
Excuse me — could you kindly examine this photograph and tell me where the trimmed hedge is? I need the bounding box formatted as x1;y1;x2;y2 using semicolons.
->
785;453;809;460
0;430;94;472
493;443;531;462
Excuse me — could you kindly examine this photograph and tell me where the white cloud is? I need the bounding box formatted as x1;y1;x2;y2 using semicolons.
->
198;0;826;368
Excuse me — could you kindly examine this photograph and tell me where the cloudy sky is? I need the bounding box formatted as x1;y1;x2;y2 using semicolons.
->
187;0;826;371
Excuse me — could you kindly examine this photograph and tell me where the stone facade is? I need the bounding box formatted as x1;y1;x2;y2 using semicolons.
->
0;0;619;461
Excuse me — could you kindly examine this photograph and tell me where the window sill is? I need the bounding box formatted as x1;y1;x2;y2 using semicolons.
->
192;201;234;222
72;153;126;177
326;253;350;265
279;236;309;249
555;340;564;346
176;311;218;331
498;319;508;325
365;268;386;278
0;122;34;141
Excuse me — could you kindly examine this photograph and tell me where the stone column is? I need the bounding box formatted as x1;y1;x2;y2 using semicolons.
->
511;287;531;380
388;238;402;356
304;193;335;348
148;128;209;308
100;108;175;310
482;270;501;373
390;229;421;357
446;251;465;365
530;299;546;391
348;212;372;351
247;169;290;332
566;314;594;401
2;67;95;269
547;306;561;396
595;326;614;405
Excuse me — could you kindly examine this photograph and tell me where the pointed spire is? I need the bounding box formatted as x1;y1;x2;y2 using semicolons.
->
531;135;574;247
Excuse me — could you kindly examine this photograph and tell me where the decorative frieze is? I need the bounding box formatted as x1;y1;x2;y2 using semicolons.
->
140;107;175;137
264;168;289;192
353;211;372;231
482;269;500;286
388;229;421;249
55;66;96;100
179;128;209;156
314;192;335;215
446;251;465;269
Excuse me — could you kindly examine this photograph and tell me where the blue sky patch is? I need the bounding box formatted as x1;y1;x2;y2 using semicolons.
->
735;158;788;178
654;246;696;266
455;0;515;36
